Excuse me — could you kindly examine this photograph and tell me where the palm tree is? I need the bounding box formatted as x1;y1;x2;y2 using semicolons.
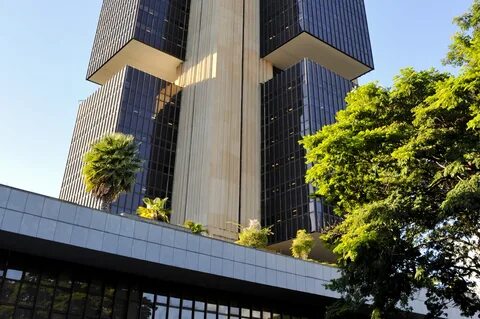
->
136;197;171;223
82;133;142;211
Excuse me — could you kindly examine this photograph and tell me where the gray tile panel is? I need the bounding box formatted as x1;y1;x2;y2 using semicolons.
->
117;236;133;257
25;194;45;216
2;209;24;233
75;207;93;227
19;214;40;237
146;242;161;263
6;189;27;212
159;246;174;266
132;239;147;260
186;233;200;252
42;198;61;219
173;248;187;268
134;221;149;241
37;219;56;240
102;233;119;254
58;202;77;223
0;208;5;226
53;222;73;244
173;231;188;250
86;229;104;251
185;251;199;271
0;186;11;207
148;223;163;243
161;228;175;247
90;211;107;231
71;226;89;247
105;214;121;234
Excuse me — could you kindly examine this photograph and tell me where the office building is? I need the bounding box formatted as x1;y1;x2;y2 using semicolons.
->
0;184;451;318
60;0;372;242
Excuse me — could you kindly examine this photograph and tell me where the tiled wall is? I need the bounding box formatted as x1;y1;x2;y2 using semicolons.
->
0;184;462;317
0;184;340;298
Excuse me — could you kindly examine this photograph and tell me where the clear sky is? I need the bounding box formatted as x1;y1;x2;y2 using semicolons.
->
0;0;473;197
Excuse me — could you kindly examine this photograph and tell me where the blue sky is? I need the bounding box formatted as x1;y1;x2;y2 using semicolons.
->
0;1;473;197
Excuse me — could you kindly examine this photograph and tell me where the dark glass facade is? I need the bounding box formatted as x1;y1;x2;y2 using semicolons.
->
135;0;190;60
60;66;182;215
260;0;373;68
112;67;182;215
0;251;314;319
261;60;353;243
87;0;191;79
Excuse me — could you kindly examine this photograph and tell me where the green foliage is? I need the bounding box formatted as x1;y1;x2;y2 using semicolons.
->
301;3;480;317
136;197;170;223
184;220;208;235
82;133;142;210
290;229;315;260
235;219;273;249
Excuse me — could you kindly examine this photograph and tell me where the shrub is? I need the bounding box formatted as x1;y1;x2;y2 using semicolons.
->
290;229;315;260
136;197;170;222
184;220;208;235
235;219;273;249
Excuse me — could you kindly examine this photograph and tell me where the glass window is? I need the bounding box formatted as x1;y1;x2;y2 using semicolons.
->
17;283;36;307
168;307;180;319
155;305;167;319
6;270;22;281
0;279;21;304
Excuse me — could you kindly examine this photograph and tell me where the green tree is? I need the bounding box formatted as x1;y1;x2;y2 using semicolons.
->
136;197;171;223
236;219;273;249
301;2;480;317
82;133;142;211
184;220;208;235
290;229;315;260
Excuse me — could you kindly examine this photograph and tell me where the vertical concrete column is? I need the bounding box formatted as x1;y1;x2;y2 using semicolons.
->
172;0;272;240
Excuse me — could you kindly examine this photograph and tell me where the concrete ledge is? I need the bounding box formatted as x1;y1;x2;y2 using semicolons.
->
88;39;183;85
263;32;372;81
0;184;340;300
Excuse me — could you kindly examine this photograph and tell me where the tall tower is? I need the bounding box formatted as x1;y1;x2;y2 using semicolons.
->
259;0;374;244
60;0;373;242
60;0;190;214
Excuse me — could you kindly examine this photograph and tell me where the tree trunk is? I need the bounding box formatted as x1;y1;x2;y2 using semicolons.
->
101;200;111;212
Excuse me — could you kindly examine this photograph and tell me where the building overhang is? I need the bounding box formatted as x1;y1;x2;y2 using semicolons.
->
263;32;373;81
87;39;183;85
0;185;448;318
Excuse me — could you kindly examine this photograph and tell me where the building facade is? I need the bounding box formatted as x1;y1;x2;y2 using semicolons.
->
0;185;444;319
60;0;373;242
261;60;354;243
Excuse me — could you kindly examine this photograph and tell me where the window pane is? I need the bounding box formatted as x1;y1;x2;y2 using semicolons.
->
194;302;204;311
169;298;180;308
6;270;22;281
0;280;21;304
182;300;193;309
154;305;167;319
18;283;36;307
241;309;250;318
14;308;32;319
156;295;167;305
0;305;15;318
53;288;70;313
181;309;192;319
168;307;179;319
69;281;88;315
35;286;53;310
